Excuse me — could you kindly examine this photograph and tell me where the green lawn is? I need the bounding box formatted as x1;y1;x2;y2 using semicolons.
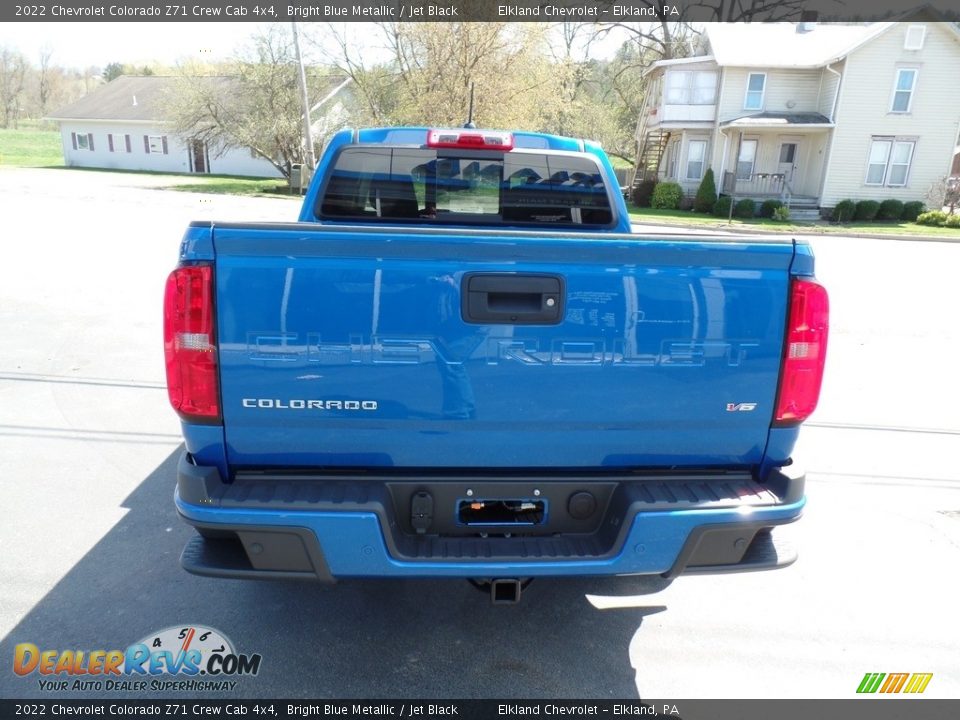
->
164;176;291;196
42;166;294;198
628;206;960;238
0;128;63;167
120;169;295;198
0;127;290;197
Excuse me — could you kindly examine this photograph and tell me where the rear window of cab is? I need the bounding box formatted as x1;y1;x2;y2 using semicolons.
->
317;146;614;228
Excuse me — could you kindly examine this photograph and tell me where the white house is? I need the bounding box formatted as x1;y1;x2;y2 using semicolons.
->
48;75;352;179
635;11;960;215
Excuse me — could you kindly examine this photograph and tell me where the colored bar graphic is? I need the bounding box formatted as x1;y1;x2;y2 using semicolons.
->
904;673;934;694
857;672;932;694
857;673;885;693
880;673;909;693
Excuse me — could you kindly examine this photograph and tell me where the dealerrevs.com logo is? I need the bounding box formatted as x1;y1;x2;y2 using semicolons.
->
13;625;262;693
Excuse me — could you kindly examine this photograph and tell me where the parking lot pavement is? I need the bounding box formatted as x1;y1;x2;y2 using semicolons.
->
1;168;958;699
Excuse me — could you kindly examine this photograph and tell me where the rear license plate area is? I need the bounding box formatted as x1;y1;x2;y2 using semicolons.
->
457;499;546;526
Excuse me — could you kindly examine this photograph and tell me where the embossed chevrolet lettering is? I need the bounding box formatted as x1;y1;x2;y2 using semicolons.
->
241;399;378;410
249;334;760;368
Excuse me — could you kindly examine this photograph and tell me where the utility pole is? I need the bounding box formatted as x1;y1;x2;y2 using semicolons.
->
292;21;315;173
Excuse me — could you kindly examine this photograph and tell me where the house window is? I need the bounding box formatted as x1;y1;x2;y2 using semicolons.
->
72;132;94;151
904;25;926;50
865;138;915;187
108;133;131;153
686;140;707;180
744;73;766;111
891;69;917;113
887;141;915;186
665;71;717;105
665;72;688;104
736;139;758;180
144;135;169;155
692;72;717;104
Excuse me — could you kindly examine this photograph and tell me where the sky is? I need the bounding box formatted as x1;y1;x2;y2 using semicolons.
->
0;23;276;70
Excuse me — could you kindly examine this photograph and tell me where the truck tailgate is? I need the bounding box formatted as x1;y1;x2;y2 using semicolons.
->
211;224;795;470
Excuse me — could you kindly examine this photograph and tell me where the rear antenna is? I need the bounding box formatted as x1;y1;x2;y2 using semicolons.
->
464;82;476;129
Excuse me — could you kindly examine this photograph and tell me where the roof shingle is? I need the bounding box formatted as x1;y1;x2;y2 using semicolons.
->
47;76;228;122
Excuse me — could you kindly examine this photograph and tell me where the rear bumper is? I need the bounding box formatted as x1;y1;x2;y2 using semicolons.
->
174;453;804;582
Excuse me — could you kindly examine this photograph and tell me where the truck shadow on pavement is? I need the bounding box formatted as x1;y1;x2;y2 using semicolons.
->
1;448;669;699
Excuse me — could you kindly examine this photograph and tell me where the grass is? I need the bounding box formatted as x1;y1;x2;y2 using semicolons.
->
163;176;291;196
104;168;296;198
628;206;960;238
0;127;63;167
0;126;291;197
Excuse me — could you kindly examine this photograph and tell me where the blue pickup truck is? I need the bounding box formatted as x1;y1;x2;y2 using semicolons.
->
164;127;828;603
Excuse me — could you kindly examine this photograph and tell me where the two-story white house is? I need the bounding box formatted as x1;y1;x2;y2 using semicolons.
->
636;14;960;216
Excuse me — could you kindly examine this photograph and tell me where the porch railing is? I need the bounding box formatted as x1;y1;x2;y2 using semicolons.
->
781;178;794;209
736;172;785;196
722;171;794;207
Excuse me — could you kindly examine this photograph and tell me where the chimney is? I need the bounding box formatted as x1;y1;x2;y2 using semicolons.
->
797;11;818;33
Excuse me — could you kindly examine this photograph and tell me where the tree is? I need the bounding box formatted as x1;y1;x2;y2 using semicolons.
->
596;13;704;62
104;62;158;83
690;0;842;22
694;168;717;213
541;22;633;156
312;22;565;131
309;23;399;125
312;22;650;163
0;46;28;128
167;26;335;179
548;21;601;136
103;62;125;83
37;48;54;116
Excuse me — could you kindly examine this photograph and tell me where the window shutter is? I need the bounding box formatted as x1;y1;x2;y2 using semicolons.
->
108;134;114;152
88;134;94;152
144;135;150;153
162;136;169;155
71;132;77;150
125;135;131;153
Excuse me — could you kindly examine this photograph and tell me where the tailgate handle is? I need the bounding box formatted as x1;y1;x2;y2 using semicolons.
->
463;273;564;325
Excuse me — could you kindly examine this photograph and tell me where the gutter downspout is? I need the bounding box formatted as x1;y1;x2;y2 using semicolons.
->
817;61;844;209
825;62;842;122
718;127;730;183
713;67;725;185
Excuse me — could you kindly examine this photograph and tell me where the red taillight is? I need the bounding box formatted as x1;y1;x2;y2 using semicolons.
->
427;128;513;150
163;264;220;422
774;278;829;426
